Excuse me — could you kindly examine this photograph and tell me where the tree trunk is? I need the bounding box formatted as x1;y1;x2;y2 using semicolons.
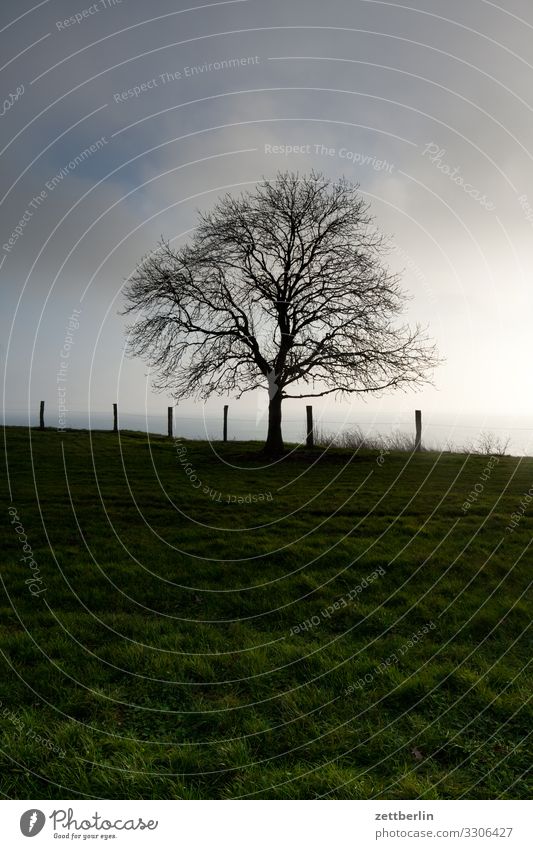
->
263;392;284;455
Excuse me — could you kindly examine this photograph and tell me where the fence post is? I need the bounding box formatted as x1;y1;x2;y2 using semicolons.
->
415;409;422;452
168;406;173;438
113;403;118;433
223;405;228;442
39;401;45;430
306;405;314;448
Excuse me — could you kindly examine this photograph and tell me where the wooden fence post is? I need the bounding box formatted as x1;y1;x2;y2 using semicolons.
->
223;405;228;442
113;403;118;433
167;406;173;438
306;405;314;448
415;409;422;452
39;401;45;430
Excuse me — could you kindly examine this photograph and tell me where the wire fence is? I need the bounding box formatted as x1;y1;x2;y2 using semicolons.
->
4;403;533;457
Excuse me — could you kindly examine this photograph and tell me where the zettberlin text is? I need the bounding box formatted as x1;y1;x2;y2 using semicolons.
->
375;811;434;821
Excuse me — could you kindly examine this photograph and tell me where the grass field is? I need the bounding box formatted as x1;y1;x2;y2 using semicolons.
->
1;426;531;799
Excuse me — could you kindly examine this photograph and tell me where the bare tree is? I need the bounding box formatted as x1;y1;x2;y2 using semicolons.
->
123;172;439;454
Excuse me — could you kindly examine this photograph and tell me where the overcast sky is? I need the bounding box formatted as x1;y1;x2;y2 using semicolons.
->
2;0;533;434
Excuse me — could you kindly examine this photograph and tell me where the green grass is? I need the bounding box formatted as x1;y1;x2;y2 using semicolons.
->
1;426;531;799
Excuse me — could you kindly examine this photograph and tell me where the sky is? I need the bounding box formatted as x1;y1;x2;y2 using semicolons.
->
1;0;533;440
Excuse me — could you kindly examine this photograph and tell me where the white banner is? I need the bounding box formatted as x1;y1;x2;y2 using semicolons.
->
1;800;531;848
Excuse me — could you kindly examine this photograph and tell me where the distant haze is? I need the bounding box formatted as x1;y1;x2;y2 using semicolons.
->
2;0;532;442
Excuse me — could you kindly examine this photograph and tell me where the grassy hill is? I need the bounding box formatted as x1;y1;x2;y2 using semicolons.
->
1;427;531;799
